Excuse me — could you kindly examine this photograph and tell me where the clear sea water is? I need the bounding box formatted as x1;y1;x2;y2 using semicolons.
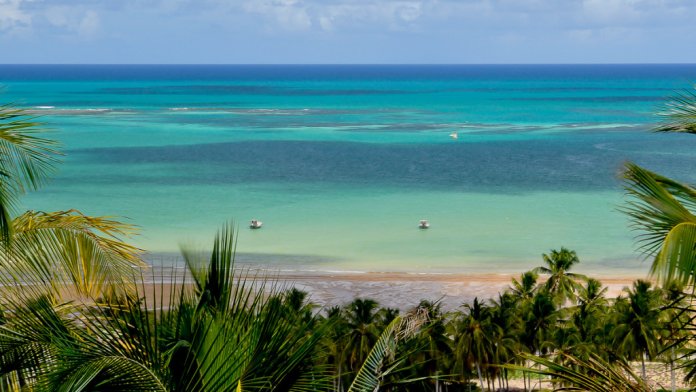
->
2;64;696;275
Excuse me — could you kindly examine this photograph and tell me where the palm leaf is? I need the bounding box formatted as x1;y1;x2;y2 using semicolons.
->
0;104;60;241
1;209;144;298
652;222;696;285
656;88;696;134
181;223;236;312
0;295;76;388
347;308;428;392
622;163;696;286
510;352;652;391
47;356;167;392
0;222;332;392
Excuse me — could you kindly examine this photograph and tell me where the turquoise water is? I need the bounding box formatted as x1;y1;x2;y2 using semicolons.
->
3;65;696;275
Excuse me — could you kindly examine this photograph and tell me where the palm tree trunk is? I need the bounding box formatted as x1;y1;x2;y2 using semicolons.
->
641;352;647;382
523;371;527;392
476;362;485;392
671;346;676;392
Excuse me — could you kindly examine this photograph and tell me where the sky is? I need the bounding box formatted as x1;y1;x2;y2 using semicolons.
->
1;0;695;64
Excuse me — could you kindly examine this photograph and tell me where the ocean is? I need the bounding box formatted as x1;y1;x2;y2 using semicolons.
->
2;64;696;275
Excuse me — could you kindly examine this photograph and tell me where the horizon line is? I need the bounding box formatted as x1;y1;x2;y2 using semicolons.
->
2;63;696;66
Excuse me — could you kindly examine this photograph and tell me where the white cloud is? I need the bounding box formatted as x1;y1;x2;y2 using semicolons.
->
242;0;313;31
581;0;643;24
318;15;333;30
78;10;99;36
44;5;100;38
0;0;32;33
312;1;426;31
395;2;422;22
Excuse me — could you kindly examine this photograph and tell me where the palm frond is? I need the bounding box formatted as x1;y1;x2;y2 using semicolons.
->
622;163;696;286
46;356;168;392
181;222;236;312
622;163;696;255
652;222;696;285
347;307;428;392
1;209;144;298
0;104;60;241
510;352;652;392
0;295;74;388
656;88;696;134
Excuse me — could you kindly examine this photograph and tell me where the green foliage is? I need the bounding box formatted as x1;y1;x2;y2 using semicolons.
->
0;223;332;391
0;104;59;240
347;308;428;392
513;352;651;392
622;163;696;286
0;103;143;299
534;247;587;304
656;87;696;134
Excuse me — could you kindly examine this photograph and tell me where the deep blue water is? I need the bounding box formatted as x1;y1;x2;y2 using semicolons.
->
2;64;696;81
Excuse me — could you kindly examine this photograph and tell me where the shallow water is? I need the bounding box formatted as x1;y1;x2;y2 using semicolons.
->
3;64;696;274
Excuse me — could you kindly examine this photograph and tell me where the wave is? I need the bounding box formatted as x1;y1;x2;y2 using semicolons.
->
167;107;345;115
27;107;137;115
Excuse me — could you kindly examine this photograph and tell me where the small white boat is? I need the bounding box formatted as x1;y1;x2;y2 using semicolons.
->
249;219;263;229
419;219;430;229
449;132;458;140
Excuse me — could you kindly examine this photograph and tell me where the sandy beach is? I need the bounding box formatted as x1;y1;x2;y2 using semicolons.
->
275;272;648;310
141;268;649;311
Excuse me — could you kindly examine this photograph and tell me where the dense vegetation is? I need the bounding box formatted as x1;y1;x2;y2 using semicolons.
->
0;86;695;391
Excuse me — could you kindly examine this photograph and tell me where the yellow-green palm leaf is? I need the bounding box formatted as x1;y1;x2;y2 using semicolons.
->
0;104;60;240
1;209;144;298
622;163;696;286
347;308;428;392
656;87;696;134
654;222;696;286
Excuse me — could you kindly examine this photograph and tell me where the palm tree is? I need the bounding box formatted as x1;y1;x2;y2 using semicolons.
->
452;297;496;391
488;292;522;390
318;306;347;391
344;298;382;373
0;104;143;298
395;300;452;392
533;248;587;304
346;307;429;392
569;278;610;359
612;280;664;381
520;290;558;391
510;270;538;301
